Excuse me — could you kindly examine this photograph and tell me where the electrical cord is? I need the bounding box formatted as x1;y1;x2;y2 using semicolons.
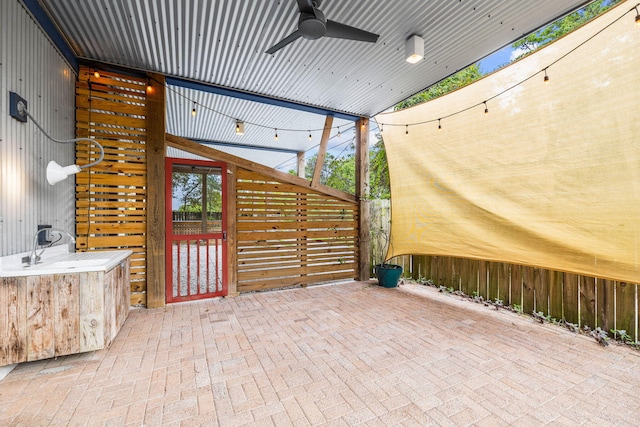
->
18;103;104;168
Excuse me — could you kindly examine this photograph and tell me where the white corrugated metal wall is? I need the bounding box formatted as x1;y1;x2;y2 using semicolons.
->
0;0;76;256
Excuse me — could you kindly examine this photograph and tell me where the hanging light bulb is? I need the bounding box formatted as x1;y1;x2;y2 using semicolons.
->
361;120;365;129
337;127;341;138
191;102;197;117
146;81;153;93
484;101;489;115
94;70;100;78
235;120;245;135
544;68;550;84
635;7;640;27
308;131;312;141
380;123;384;132
405;125;409;135
438;119;442;131
274;129;278;141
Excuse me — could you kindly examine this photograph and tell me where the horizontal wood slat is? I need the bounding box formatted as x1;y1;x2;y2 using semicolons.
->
76;222;146;234
239;271;355;292
239;262;355;280
238;246;354;259
236;168;358;292
76;66;147;306
237;220;355;231
75;209;146;217
237;230;357;241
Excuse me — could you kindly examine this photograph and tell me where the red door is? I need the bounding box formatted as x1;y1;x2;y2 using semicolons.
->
165;158;227;302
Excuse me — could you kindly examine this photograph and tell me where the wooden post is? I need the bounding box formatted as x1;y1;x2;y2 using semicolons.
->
355;117;370;281
311;116;334;189
146;73;166;308
297;151;305;178
226;164;238;296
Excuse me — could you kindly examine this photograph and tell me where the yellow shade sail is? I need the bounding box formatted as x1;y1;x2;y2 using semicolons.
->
376;1;640;283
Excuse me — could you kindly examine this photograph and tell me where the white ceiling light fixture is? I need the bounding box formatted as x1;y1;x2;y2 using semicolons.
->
405;34;424;64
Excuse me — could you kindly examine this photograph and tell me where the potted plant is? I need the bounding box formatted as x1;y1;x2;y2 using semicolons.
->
370;224;403;288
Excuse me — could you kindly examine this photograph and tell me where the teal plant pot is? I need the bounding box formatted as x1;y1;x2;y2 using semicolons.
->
374;264;403;288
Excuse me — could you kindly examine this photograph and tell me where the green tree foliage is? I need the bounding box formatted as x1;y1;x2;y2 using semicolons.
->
370;137;390;199
512;0;621;58
302;139;391;199
395;64;483;110
172;172;222;213
304;151;356;194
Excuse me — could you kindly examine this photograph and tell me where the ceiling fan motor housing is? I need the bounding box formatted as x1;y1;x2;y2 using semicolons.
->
299;9;326;39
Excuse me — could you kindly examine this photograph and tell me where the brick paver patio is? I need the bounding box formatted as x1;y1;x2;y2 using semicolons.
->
2;281;640;426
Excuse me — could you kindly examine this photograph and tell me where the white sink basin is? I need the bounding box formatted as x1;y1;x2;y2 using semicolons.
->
0;246;132;277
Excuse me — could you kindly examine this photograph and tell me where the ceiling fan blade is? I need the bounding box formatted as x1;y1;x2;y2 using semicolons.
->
265;30;302;54
296;0;316;15
325;20;379;43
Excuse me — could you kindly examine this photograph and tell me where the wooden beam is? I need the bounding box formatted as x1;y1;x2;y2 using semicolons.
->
145;73;166;308
355;117;371;281
297;152;305;178
166;132;356;203
311;116;334;189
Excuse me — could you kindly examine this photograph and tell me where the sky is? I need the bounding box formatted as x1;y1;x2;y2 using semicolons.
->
479;45;515;74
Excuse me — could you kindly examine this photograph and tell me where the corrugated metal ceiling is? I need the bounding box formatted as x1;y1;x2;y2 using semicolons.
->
35;0;591;167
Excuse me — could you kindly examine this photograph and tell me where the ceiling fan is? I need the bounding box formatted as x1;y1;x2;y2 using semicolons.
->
265;0;379;55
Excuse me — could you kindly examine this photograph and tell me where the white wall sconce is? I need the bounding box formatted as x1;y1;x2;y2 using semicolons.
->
46;162;82;185
405;34;424;64
10;91;104;185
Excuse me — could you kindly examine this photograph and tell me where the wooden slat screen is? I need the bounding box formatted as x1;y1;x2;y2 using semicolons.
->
75;66;147;306
237;169;358;292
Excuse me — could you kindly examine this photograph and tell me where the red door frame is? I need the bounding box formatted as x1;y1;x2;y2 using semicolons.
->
165;157;228;302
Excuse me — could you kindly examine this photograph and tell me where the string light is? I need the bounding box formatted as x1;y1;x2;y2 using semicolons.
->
146;81;153;93
484;101;489;115
235;120;245;135
191;102;197;117
337;127;341;138
635;6;640;27
438;118;442;131
405;125;409;135
93;70;100;78
308;131;312;141
544;68;550;84
361;120;365;129
274;129;278;141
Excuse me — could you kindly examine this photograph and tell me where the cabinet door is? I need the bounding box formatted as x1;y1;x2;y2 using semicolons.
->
26;275;55;361
0;277;27;365
53;273;80;356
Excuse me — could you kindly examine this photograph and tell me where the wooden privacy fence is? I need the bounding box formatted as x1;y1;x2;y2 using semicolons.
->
408;257;638;341
370;199;638;340
75;66;148;306
236;169;358;292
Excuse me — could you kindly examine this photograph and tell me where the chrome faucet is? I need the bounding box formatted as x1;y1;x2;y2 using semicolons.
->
22;228;76;266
